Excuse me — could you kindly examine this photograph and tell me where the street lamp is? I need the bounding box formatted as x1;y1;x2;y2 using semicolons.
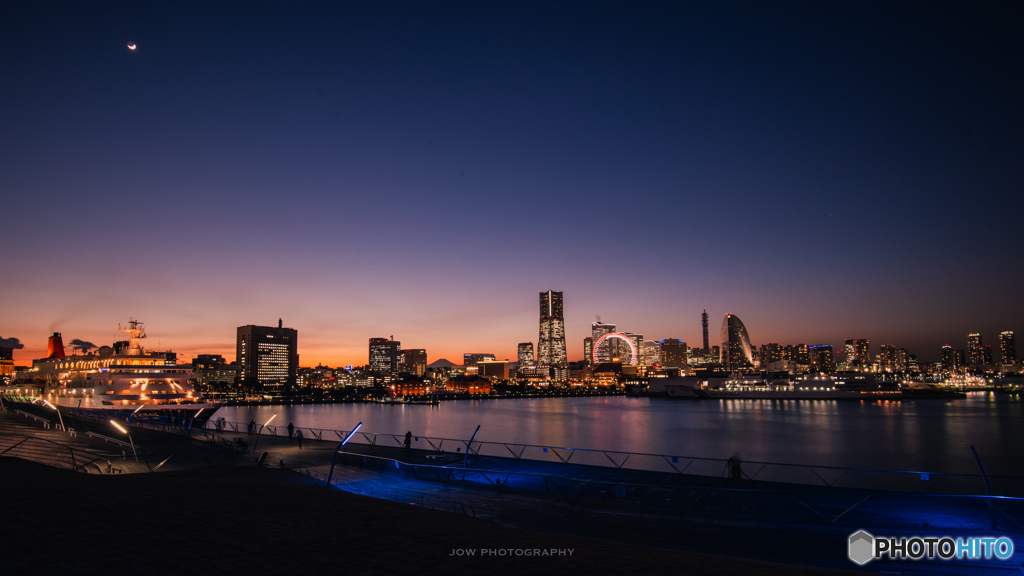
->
110;420;139;463
128;404;144;424
251;413;277;454
325;421;362;489
41;400;65;432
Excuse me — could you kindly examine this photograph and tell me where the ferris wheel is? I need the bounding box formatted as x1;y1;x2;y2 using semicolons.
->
592;332;638;365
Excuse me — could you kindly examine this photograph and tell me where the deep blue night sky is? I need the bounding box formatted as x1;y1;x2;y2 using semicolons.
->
2;2;1022;364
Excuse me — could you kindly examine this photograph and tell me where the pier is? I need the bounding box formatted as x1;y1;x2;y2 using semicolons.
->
2;399;1022;574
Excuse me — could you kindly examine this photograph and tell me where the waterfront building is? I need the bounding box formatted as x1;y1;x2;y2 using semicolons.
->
1000;331;1016;365
445;375;491;394
393;376;430;396
793;344;810;371
0;346;14;379
517;364;551;382
720;314;753;371
237;320;298;387
517;342;534;367
642;340;661;366
567;360;591;384
809;345;835;372
844;339;870;368
623;333;644;364
967;333;984;369
895;348;910;372
877;344;896;372
583;337;593;366
591;322;616;364
193;354;236;385
760;343;784;366
659;338;687;369
538;290;568;367
402;349;427;376
941;345;957;372
463;353;496;369
478;360;509;380
369;338;401;373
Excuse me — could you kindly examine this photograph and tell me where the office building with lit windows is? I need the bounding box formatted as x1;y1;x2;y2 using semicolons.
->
1001;331;1017;365
402;349;427;376
538;290;568;367
809;344;835;373
591;322;616;364
237;321;298;387
660;339;687;369
967;333;984;369
463;353;496;370
720;314;753;371
517;343;534;367
844;339;870;367
941;345;958;372
642;340;661;366
369;338;401;373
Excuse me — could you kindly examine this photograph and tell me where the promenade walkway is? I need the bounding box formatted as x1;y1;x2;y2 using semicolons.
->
201;423;1024;574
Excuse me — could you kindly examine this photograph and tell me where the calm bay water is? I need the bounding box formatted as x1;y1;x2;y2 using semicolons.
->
214;393;1024;477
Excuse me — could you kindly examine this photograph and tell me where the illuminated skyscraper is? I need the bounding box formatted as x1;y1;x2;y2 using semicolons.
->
660;338;687;369
967;333;983;369
809;344;835;372
941;345;957;371
369;337;400;373
720;314;753;370
538;290;567;367
591;322;616;364
1001;331;1017;365
793;344;810;369
402;349;427;376
878;344;896;372
844;339;870;367
623;333;644;364
583;337;593;366
642;340;661;366
238;320;298;386
517;343;534;367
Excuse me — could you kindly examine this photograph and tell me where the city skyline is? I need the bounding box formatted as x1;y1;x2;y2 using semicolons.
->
0;299;1017;367
2;3;1022;367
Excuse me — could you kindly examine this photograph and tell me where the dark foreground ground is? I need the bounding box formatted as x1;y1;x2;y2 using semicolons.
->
1;457;851;576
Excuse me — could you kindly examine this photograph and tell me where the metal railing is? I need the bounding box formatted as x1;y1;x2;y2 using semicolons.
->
196;419;1023;497
314;450;1024;534
0;435;123;474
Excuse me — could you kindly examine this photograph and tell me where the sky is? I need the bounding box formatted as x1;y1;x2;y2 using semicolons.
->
1;1;1022;366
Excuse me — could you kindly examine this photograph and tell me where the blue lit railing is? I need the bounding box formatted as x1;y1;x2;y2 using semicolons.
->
193;419;1024;497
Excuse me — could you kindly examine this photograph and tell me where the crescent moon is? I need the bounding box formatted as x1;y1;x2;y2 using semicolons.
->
127;43;137;50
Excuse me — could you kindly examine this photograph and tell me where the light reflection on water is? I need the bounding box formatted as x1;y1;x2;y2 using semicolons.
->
214;392;1023;475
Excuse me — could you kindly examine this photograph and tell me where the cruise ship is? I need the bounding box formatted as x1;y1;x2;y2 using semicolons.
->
645;372;901;400
1;320;220;421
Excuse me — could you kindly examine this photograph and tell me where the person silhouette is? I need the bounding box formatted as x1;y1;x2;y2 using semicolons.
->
727;452;743;480
404;431;412;450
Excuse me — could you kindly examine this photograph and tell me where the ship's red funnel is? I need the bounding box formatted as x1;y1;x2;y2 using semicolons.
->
46;332;65;359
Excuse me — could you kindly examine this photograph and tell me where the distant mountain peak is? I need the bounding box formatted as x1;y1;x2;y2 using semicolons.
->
428;358;457;368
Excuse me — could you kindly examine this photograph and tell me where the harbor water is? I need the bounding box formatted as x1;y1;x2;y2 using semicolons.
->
214;392;1024;477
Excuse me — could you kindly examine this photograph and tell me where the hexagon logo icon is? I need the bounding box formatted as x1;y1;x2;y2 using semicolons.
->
848;530;874;565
